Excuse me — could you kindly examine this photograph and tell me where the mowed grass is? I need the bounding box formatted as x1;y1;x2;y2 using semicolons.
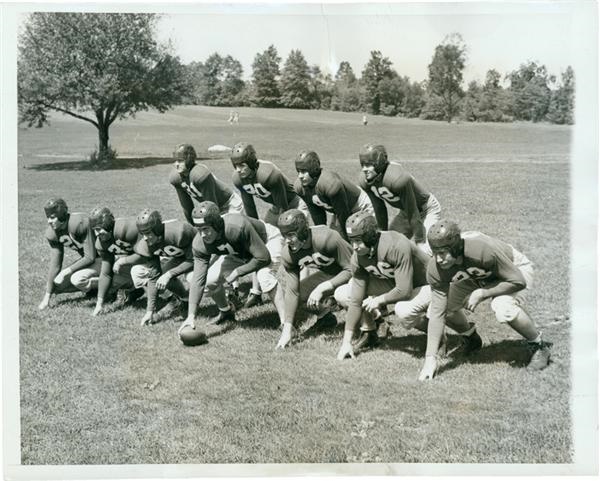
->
17;106;572;464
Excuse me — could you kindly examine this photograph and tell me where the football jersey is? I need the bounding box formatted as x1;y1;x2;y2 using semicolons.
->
188;213;271;310
359;162;430;230
170;164;234;224
44;212;97;293
294;170;362;226
95;217;139;258
232;160;298;218
426;231;526;292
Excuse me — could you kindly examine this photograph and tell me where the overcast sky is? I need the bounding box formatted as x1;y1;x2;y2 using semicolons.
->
156;2;578;85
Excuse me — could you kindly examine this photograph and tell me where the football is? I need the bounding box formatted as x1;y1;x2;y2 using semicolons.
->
178;325;208;346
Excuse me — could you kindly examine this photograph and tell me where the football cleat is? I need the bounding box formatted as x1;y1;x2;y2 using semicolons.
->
122;287;144;305
527;341;552;370
375;318;391;339
312;312;338;330
353;330;379;351
243;292;263;308
461;328;483;355
207;307;236;326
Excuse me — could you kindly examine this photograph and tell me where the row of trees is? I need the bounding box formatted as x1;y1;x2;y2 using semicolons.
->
183;34;574;125
18;13;575;163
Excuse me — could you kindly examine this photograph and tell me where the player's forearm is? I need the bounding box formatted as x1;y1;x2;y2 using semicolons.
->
97;261;113;299
167;260;193;278
119;253;145;266
145;280;158;312
425;314;446;357
481;281;524;299
328;270;352;290
381;286;410;305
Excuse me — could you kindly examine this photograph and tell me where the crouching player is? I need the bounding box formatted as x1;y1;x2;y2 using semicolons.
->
418;220;552;380
334;211;434;360
117;209;194;326
89;207;143;316
179;201;284;334
38;198;101;310
276;209;354;349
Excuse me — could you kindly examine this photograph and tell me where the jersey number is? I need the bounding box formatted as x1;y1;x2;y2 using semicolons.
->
365;261;395;279
215;243;236;255
298;252;335;269
59;234;83;252
451;267;492;283
371;186;400;203
243;183;271;199
311;194;333;211
107;239;133;255
182;182;204;202
154;245;184;257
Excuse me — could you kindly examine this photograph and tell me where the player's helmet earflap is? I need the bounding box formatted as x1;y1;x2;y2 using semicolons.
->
295;150;322;180
359;144;389;175
136;209;164;236
173;143;197;171
192;201;225;233
230;142;258;170
44;198;69;221
89;207;115;232
278;209;310;242
345;211;380;248
428;219;463;257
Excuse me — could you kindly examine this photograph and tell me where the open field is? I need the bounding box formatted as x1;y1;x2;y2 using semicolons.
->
17;106;572;465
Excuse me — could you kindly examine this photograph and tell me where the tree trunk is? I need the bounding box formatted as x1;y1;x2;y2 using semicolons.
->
97;122;111;163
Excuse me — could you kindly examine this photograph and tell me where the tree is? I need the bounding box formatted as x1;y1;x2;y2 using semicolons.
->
361;50;395;114
335;61;357;85
279;49;311;109
307;65;334;110
200;53;245;106
546;66;575;125
251;45;281;107
425;33;467;122
507;61;554;122
462;80;482;121
476;69;511;122
18;13;188;163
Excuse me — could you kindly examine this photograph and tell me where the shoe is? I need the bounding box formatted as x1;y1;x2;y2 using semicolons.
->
207;307;236;326
527;341;552;370
353;330;379;351
104;289;118;303
461;328;483;355
123;287;144;305
84;288;98;299
244;292;263;308
375;317;391;339
438;332;448;358
311;312;338;330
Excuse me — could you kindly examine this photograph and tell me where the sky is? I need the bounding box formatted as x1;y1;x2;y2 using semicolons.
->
156;2;579;85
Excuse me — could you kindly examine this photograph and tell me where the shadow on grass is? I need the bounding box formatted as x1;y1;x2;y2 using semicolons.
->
26;155;219;172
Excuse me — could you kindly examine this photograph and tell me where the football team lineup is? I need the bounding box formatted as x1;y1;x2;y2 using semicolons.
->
38;140;552;380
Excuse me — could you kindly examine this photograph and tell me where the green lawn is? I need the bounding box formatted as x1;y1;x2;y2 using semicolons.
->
17;106;572;465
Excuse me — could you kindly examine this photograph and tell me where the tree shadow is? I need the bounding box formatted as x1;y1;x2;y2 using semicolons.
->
25;155;218;172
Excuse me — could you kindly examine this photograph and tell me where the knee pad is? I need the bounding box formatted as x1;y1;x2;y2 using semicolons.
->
490;295;521;323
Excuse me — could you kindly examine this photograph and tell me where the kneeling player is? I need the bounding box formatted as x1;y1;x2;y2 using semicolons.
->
38;198;101;310
276;209;354;348
89;207;143;316
117;209;194;326
334;211;434;360
418;220;552;381
180;201;284;334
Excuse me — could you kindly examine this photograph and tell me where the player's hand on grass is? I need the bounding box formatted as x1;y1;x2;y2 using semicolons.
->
156;272;172;291
38;293;51;310
93;300;104;316
140;311;154;326
337;341;355;360
418;355;438;381
276;323;295;349
466;288;486;312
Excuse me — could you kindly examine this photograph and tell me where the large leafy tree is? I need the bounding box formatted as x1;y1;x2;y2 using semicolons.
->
335;61;357;85
547;66;575;125
361;50;395;114
201;53;245;106
506;61;554;122
279;49;311;109
18;13;188;162
251;45;281;107
425;33;467;122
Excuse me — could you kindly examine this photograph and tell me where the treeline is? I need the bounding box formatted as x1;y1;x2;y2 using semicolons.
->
181;35;575;125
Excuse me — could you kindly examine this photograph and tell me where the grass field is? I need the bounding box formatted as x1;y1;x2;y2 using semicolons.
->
17;106;572;465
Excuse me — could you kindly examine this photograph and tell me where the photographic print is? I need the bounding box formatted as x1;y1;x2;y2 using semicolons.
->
2;1;598;478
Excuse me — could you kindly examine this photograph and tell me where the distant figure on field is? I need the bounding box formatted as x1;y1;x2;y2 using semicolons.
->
233;111;240;124
228;111;234;124
362;115;368;126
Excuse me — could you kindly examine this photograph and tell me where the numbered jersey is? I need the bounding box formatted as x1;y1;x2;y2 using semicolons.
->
281;225;352;279
45;212;91;257
169;164;234;209
294;170;361;214
352;231;429;289
134;220;195;260
232;160;298;212
426;231;527;291
95;217;139;257
359;162;431;212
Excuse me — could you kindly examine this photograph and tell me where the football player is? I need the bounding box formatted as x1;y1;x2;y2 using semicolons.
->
334;211;435;361
358;144;441;252
230;142;308;307
170;143;244;224
276;209;354;348
293;150;374;240
418;220;552;381
179;201;285;334
38;198;101;310
89;207;143;316
117;209;194;326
